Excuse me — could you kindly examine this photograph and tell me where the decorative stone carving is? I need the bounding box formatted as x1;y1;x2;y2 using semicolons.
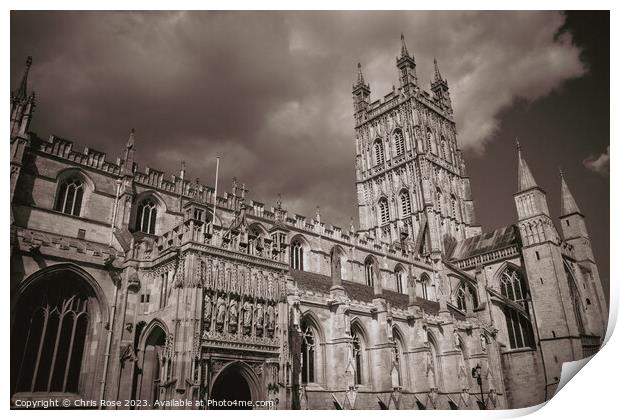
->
203;293;212;328
228;298;238;333
242;300;253;334
255;302;264;330
266;304;276;328
215;295;226;331
480;333;488;353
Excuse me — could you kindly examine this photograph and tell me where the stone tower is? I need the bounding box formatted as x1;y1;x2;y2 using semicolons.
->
513;143;586;397
353;35;480;257
559;170;608;337
10;57;35;213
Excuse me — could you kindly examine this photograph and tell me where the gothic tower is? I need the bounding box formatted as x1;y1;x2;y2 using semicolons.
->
513;144;585;397
559;171;608;337
10;57;35;213
10;56;36;139
353;35;480;256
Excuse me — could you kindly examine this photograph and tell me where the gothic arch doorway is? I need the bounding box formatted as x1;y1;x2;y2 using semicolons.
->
133;323;168;407
210;362;260;410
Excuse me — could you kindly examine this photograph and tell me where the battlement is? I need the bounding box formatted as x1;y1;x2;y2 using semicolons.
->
26;100;433;266
39;135;123;176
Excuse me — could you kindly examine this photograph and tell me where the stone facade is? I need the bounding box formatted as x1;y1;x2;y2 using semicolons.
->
10;42;607;410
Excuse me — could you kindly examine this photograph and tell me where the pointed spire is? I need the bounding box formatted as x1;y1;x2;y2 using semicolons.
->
15;56;33;101
126;128;136;150
560;169;582;216
180;160;186;180
433;57;443;82
356;62;365;86
400;33;410;57
276;193;282;211
516;139;539;192
123;128;136;174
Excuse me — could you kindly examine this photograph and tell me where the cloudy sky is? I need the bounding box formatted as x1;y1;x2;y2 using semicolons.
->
10;11;610;299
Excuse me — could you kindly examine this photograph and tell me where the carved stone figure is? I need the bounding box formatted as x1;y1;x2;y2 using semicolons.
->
255;302;264;329
242;300;253;333
454;329;461;350
266;304;276;332
480;334;488;352
229;299;238;332
203;293;212;327
215;296;226;330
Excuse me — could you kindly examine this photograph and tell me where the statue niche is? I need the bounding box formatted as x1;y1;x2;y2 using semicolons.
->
242;300;253;335
215;295;226;332
229;298;239;333
255;302;265;336
203;293;213;331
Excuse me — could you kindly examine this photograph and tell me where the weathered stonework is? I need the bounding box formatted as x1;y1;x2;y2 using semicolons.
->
9;46;607;410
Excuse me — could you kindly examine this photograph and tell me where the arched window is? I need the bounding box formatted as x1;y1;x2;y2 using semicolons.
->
419;274;430;300
395;266;406;294
12;270;98;394
565;264;586;335
503;307;535;349
469;285;479;309
400;190;412;218
351;327;365;385
393;130;405;157
54;177;84;216
136;198;157;234
364;257;376;287
443;136;452;163
290;239;304;271
427;335;440;389
392;328;405;388
301;319;316;384
374;139;385;166
331;246;346;281
247;224;267;257
378;198;390;225
499;266;527;306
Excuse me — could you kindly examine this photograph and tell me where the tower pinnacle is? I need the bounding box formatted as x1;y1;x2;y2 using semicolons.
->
356;62;365;86
433;57;443;82
126;128;136;150
560;170;582;216
517;140;538;192
400;33;410;57
14;56;33;102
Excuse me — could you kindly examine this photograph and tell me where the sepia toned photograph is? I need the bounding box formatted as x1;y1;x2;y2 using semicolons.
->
9;10;610;410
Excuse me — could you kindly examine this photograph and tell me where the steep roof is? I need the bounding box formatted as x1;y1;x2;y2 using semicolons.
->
448;225;519;261
560;173;582;216
517;143;539;192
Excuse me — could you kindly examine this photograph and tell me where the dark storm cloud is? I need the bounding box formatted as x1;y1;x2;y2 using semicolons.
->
10;11;586;229
8;11;588;229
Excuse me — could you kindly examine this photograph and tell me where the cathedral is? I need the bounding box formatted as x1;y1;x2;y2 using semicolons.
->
9;35;608;410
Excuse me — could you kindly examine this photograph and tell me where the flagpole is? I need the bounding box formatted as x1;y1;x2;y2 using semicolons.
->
212;157;220;228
